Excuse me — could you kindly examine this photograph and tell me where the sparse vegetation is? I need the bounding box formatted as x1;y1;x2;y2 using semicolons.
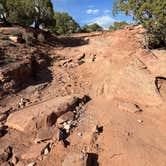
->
4;55;16;64
10;30;22;37
113;0;166;48
51;12;80;35
22;32;37;46
81;23;103;33
0;0;54;28
109;21;128;31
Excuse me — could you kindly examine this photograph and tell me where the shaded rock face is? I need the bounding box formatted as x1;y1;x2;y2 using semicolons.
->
0;60;32;95
0;52;51;97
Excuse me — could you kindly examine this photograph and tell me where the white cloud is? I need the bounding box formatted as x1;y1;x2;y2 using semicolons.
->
104;9;111;14
91;15;115;30
86;9;99;15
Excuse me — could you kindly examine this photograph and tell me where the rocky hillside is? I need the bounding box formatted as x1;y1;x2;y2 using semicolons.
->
0;25;166;166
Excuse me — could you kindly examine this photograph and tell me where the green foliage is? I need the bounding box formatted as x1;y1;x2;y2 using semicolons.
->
22;31;38;46
51;12;80;35
0;0;54;28
10;29;22;37
109;21;128;31
0;0;9;24
4;55;16;64
82;23;103;33
113;0;166;48
8;0;33;26
29;0;54;29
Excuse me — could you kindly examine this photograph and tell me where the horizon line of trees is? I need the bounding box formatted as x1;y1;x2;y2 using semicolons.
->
0;0;165;48
0;0;129;35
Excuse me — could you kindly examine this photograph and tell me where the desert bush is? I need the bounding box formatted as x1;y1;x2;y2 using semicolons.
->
51;12;80;35
0;40;13;47
144;33;166;49
4;55;16;64
22;32;37;46
81;23;103;33
113;0;166;49
109;21;128;31
10;29;22;37
0;35;9;40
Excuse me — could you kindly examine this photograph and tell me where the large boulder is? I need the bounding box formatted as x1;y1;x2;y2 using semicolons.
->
6;96;79;132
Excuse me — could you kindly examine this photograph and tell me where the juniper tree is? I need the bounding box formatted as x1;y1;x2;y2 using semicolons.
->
113;0;166;48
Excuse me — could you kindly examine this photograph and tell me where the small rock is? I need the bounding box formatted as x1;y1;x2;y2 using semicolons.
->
15;161;24;166
137;119;143;124
0;122;3;127
18;97;30;108
9;36;20;43
12;155;18;165
0;153;8;163
63;123;70;133
96;124;103;134
43;147;49;155
78;132;83;137
77;53;85;61
26;162;36;166
0;146;13;164
0;113;8;121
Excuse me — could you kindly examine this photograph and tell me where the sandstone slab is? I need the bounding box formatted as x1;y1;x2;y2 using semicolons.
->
35;127;60;143
21;143;48;160
62;152;87;166
6;96;78;132
118;102;142;113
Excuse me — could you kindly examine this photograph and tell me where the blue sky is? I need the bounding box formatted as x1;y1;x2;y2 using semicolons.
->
52;0;133;29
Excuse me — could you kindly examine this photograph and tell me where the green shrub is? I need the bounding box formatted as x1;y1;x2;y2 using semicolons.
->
4;55;16;64
22;32;37;46
113;0;166;49
1;40;13;47
10;30;22;37
0;35;9;40
144;33;166;49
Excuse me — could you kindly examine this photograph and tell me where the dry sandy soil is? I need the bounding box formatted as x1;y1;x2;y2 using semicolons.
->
0;25;166;166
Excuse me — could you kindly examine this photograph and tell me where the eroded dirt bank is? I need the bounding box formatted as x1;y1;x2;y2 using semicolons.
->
0;25;166;166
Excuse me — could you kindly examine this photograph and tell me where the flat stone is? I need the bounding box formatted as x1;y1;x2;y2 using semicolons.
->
6;96;78;132
35;127;59;143
62;152;87;166
118;102;142;113
21;143;47;160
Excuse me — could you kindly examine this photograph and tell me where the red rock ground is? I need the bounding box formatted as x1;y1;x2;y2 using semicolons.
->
0;25;166;166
